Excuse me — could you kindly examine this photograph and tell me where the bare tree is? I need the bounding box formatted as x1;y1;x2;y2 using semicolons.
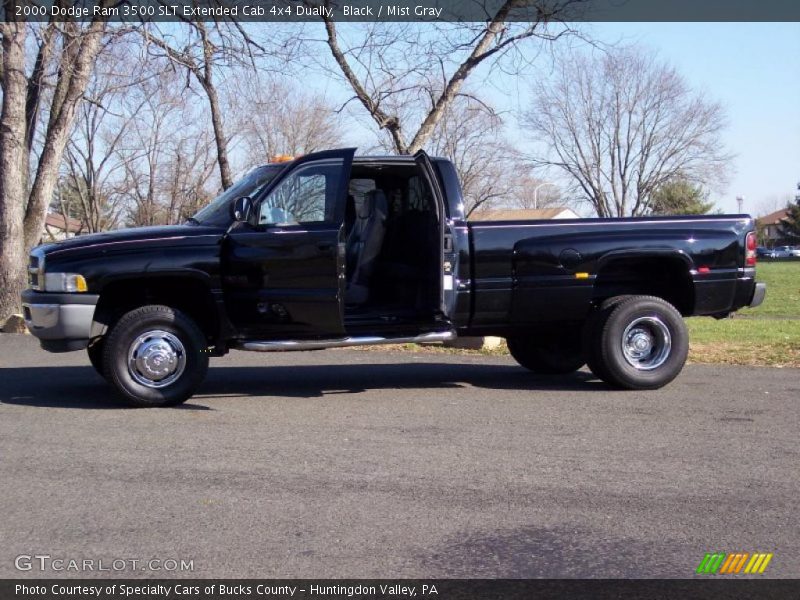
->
308;2;581;154
61;54;145;233
424;98;518;216
755;194;792;218
160;133;217;224
510;174;563;210
114;68;217;227
523;46;732;217
1;17;111;321
138;21;271;190
230;75;343;170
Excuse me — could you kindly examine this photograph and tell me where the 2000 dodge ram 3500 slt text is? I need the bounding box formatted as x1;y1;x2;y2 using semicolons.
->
22;149;766;406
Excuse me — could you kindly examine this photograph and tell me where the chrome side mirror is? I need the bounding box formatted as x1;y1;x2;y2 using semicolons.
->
232;196;252;222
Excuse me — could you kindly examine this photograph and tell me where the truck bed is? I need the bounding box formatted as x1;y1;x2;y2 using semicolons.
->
462;214;757;332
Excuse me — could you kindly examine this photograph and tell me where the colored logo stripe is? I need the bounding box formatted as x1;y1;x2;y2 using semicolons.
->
697;553;726;574
744;553;773;574
719;553;749;573
696;552;773;574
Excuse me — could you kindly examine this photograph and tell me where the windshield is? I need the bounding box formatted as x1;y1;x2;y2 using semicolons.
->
190;164;283;226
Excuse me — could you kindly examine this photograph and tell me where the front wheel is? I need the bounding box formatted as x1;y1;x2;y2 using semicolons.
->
588;295;688;390
507;332;585;374
102;305;209;407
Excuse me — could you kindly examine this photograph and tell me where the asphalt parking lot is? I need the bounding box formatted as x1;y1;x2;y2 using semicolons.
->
1;333;798;578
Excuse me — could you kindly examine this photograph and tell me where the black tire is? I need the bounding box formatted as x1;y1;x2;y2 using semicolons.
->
102;305;209;407
588;295;688;390
87;339;105;377
507;332;585;375
583;295;632;382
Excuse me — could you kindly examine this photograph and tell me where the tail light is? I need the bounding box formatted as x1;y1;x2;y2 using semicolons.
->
745;231;757;267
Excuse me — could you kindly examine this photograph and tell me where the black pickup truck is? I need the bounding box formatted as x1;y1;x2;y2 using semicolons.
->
22;149;765;406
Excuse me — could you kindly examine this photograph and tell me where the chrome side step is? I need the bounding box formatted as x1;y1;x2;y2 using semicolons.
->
236;330;456;352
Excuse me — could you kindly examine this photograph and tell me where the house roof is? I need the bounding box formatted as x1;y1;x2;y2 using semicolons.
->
471;207;579;221
757;208;789;226
45;212;83;234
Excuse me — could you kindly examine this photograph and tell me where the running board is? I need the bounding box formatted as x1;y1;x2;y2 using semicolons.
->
236;330;456;352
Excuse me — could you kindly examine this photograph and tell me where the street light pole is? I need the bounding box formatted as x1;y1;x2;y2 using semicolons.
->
533;182;557;210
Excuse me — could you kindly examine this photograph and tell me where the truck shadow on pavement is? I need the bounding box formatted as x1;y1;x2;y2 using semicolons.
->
0;362;610;409
0;366;211;410
198;363;608;400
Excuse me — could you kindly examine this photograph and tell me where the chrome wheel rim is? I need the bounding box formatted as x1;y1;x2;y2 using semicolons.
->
621;316;672;371
127;330;186;388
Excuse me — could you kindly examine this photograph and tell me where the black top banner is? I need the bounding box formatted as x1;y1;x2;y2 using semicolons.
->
3;579;800;600
3;0;800;22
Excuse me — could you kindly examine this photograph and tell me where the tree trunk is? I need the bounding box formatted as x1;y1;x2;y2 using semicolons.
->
23;21;106;253
0;22;29;321
203;79;233;190
198;28;233;190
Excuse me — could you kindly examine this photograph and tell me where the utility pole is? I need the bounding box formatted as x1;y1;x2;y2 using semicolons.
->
736;196;744;213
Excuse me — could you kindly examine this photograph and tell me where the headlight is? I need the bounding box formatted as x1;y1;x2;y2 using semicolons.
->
43;272;88;292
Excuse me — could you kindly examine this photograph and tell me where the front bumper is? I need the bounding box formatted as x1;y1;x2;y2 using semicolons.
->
749;282;767;308
21;289;99;352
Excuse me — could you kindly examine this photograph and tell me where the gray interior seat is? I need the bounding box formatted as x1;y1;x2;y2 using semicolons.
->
346;189;387;304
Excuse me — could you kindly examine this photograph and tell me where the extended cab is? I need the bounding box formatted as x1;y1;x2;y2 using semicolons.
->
22;149;766;406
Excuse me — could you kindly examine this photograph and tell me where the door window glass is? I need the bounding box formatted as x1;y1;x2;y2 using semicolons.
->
259;159;342;225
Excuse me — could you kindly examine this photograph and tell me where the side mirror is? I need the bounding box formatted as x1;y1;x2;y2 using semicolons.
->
232;196;252;222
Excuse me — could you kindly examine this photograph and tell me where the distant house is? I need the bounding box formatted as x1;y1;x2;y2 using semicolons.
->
757;208;790;247
471;207;581;221
43;212;84;241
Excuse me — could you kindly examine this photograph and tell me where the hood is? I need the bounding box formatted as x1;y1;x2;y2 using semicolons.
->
41;224;224;257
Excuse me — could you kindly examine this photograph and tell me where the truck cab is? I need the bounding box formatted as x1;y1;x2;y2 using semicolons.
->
216;149;457;343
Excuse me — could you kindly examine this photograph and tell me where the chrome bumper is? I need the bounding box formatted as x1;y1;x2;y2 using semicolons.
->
21;290;99;352
749;282;766;308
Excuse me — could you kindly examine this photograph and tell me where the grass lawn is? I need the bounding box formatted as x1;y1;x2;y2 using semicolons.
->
736;261;800;319
686;318;800;367
686;261;800;367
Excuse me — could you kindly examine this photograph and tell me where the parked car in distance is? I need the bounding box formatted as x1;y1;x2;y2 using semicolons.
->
772;246;795;258
21;148;766;407
756;247;776;258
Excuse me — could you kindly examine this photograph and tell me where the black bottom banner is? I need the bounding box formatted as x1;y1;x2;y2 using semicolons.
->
2;579;799;600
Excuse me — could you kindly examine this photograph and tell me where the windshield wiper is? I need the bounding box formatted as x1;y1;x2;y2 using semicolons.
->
185;217;201;225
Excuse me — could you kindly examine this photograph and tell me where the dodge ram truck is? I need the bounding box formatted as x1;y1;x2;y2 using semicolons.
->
21;149;766;406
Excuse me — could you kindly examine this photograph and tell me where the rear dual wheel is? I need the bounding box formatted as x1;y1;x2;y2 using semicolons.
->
507;295;689;390
584;295;688;390
507;328;585;375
